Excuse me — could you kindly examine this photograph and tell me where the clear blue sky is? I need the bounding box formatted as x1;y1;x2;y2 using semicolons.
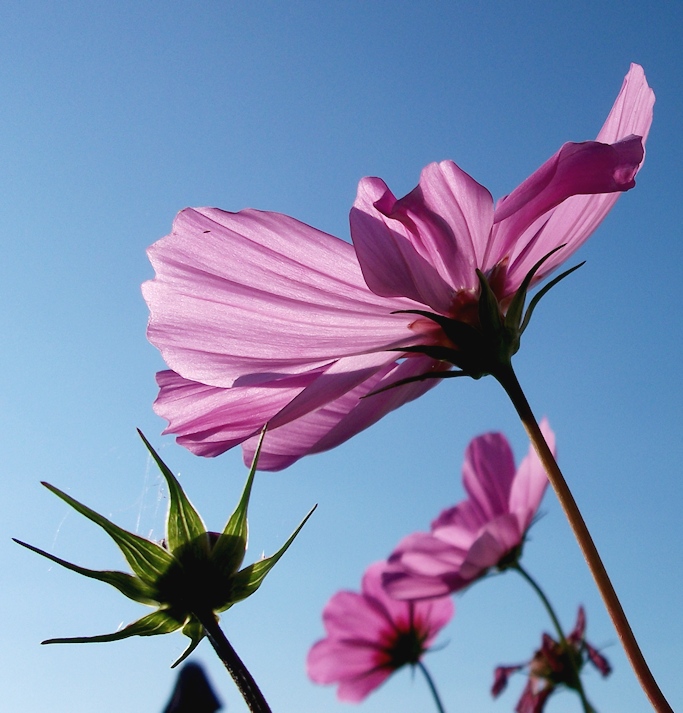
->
2;2;681;711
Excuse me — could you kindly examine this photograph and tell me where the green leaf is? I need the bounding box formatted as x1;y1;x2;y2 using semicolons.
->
210;426;267;571
219;504;316;610
13;538;158;604
138;430;207;555
42;482;174;585
172;618;205;668
42;610;184;645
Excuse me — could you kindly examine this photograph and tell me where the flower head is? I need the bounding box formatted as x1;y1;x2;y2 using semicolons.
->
383;421;555;599
492;607;611;713
306;561;453;702
14;430;314;666
143;65;653;470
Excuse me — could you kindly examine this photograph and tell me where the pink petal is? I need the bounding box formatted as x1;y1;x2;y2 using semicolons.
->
335;669;394;702
360;161;495;294
509;418;555;531
241;356;450;470
382;567;455;600
597;63;655;144
458;514;523;580
391;532;469;578
493;137;644;269
321;589;394;643
152;369;319;457
492;665;523;697
462;433;517;521
431;499;489;533
144;207;416;388
412;594;455;642
496;64;654;289
585;641;612;677
350;177;456;312
306;638;389;693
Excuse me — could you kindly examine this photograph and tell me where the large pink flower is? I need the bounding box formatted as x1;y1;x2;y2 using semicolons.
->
306;561;453;702
143;65;653;470
383;421;555;599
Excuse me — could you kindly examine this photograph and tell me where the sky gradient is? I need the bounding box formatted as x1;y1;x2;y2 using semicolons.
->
2;3;682;712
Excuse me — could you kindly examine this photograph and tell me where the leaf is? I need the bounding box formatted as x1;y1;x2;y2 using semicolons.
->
13;538;158;604
138;430;207;555
42;610;183;645
42;482;173;585
219;504;316;610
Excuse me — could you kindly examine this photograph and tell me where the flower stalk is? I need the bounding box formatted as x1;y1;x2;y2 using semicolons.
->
495;362;672;713
195;610;272;713
513;563;595;713
417;661;448;713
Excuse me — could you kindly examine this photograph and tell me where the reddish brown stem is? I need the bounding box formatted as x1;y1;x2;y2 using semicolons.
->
495;364;672;713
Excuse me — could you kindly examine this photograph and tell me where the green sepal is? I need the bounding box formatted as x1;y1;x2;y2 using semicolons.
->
137;430;208;556
365;369;465;398
519;262;584;335
172;618;205;668
219;504;317;611
13;538;158;605
210;427;266;573
476;269;504;336
42;609;184;645
41;482;173;586
504;245;566;333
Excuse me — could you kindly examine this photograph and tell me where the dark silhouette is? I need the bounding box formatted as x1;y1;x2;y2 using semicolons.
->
163;661;222;712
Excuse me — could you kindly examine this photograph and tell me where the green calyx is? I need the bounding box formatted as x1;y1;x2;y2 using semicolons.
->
14;427;315;667
391;246;583;385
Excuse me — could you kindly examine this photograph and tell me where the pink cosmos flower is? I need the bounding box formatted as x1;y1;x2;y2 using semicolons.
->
306;561;453;702
383;421;555;599
143;65;653;470
492;607;611;713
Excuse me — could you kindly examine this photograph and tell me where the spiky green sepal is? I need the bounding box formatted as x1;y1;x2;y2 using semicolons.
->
16;426;314;665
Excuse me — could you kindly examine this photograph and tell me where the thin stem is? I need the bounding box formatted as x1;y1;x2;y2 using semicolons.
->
195;611;272;713
417;661;447;713
514;563;595;713
495;363;672;713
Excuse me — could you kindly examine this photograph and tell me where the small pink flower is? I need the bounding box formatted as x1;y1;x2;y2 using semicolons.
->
492;607;611;713
306;561;453;702
384;421;555;599
143;66;653;470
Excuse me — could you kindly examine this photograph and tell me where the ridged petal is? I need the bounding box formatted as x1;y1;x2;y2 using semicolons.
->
144;207;416;387
494;64;654;290
509;418;555;531
350;177;456;312
152;369;320;457
241;356;450;470
462;432;517;521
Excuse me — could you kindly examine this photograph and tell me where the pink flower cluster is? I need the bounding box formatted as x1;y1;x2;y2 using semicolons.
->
384;421;554;599
143;65;653;470
307;425;552;702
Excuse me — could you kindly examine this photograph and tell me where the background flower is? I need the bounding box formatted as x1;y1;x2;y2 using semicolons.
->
492;607;611;713
384;420;555;599
307;561;453;702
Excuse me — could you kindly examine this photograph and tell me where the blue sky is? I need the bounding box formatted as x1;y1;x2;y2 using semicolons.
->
2;2;681;711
